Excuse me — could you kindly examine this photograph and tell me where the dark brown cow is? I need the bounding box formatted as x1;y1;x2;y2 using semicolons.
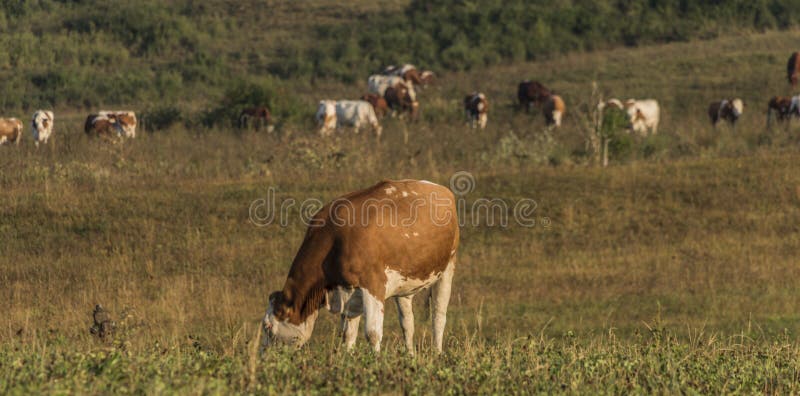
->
708;99;744;127
239;106;271;129
262;179;459;353
767;96;796;127
360;93;389;118
788;52;800;88
463;92;488;129
518;80;552;112
0;118;22;145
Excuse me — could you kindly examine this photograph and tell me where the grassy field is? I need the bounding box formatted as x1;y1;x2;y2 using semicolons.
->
4;21;800;396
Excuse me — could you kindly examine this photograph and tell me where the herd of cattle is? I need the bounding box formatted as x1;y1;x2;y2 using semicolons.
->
8;52;800;147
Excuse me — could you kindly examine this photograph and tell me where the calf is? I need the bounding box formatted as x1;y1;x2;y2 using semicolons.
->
239;106;271;130
464;92;488;129
360;93;389;119
708;99;743;127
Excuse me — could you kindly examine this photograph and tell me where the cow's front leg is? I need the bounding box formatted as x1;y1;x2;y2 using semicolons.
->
361;287;384;352
395;295;415;354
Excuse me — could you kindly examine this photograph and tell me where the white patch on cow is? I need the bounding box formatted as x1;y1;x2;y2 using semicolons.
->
401;191;409;197
385;268;442;298
0;136;7;145
412;232;419;237
411;191;419;196
385;186;397;195
419;180;437;186
552;110;563;127
403;233;410;239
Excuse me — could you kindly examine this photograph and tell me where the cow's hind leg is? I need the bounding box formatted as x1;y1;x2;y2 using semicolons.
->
430;258;455;353
361;287;384;352
395;295;415;354
340;289;363;350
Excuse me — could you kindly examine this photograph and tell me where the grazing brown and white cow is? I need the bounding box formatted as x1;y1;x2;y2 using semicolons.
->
315;100;382;137
31;110;54;147
360;93;389;119
767;96;797;126
0;118;23;146
708;99;743;127
262;179;459;353
518;80;552;112
368;75;416;101
239;106;271;130
624;99;660;136
464;92;488;129
89;111;137;138
788;52;800;88
543;94;565;128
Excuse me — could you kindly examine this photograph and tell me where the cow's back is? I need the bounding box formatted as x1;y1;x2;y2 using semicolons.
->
316;179;458;294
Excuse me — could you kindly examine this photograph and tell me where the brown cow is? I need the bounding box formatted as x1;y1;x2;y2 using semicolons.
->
708;99;744;127
543;94;565;128
262;179;459;354
239;106;271;130
360;93;389;118
384;82;418;119
0;118;23;145
789;52;800;88
464;92;488;129
767;96;797;127
85;114;126;140
518;80;552;112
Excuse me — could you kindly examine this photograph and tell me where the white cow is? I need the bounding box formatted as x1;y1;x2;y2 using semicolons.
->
31;110;54;147
315;100;382;137
368;75;417;101
623;99;660;136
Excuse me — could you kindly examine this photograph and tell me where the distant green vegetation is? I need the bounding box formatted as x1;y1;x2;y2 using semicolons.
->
1;0;799;113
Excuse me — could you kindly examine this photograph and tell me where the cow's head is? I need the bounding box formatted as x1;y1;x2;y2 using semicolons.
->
262;291;318;348
419;71;435;86
730;99;744;118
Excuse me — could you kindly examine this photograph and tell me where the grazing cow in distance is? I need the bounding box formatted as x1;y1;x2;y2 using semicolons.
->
624;99;660;136
767;96;797;127
315;100;382;137
543;94;565;128
239;106;271;130
85;114;124;140
383;64;434;88
788;52;800;88
369;75;416;102
262;179;459;353
597;98;625;111
31;110;54;147
360;93;389;118
708;99;743;127
0;118;23;146
95;111;137;138
464;92;488;129
384;83;419;119
518;80;552;112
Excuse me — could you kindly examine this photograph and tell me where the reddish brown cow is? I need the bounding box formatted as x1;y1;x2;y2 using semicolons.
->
767;96;796;127
85;114;125;140
262;179;459;353
518;81;552;112
788;52;800;88
384;83;418;119
0;118;23;145
360;93;389;118
239;106;271;129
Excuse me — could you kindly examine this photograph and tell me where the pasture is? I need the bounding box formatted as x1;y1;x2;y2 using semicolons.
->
4;14;800;396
